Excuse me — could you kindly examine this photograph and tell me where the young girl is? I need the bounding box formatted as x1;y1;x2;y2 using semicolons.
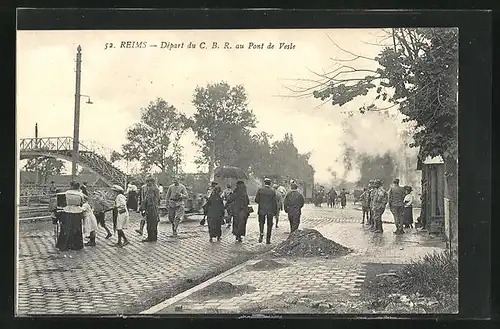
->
403;186;414;229
111;185;130;247
82;195;99;247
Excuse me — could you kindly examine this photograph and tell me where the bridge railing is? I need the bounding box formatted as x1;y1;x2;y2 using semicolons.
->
19;137;88;152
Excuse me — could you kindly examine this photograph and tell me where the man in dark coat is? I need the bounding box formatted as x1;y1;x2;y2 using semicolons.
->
284;182;305;233
388;178;405;234
254;177;278;244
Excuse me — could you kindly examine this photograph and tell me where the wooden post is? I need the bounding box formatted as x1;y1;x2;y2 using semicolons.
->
72;45;82;180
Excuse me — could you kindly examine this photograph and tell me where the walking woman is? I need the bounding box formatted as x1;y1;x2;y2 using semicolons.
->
403;186;414;229
339;188;348;209
228;180;250;243
55;181;85;251
111;185;130;247
206;186;224;242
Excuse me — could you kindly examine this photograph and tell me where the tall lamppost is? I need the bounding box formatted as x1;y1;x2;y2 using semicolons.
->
71;45;93;181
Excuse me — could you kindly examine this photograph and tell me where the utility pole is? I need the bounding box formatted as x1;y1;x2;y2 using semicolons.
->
71;45;82;180
34;123;39;186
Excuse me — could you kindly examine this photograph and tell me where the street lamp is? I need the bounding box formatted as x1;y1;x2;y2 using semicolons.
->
71;45;94;180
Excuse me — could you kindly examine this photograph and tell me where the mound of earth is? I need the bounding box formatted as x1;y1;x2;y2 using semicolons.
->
273;229;352;257
192;281;256;300
249;259;288;271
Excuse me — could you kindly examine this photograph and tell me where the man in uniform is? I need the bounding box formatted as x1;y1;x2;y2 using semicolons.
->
165;177;188;236
371;179;388;233
388;178;405;234
255;178;278;244
368;180;377;231
140;176;161;242
360;186;371;225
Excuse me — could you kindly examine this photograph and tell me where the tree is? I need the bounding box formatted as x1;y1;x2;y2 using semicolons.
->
24;157;64;183
356;153;397;188
191;82;257;179
122;98;190;176
294;28;458;252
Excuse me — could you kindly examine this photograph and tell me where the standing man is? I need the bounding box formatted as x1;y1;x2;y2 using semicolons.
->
136;181;149;235
368;180;377;231
388;178;405;234
339;188;348;209
284;182;305;233
255;178;278;244
360;187;371;225
327;187;337;208
371;179;388;233
165;177;188;236
140;176;160;242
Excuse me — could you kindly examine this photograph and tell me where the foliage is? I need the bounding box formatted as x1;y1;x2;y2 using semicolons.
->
122;98;189;174
24;157;65;183
394;251;458;298
190;82;257;177
310;28;458;161
356;153;397;188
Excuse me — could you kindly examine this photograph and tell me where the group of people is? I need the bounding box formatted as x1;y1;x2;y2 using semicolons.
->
313;186;349;209
359;178;414;234
51;181;129;250
200;178;305;244
50;173;311;251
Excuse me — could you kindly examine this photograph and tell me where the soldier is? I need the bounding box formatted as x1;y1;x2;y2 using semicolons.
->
359;186;370;225
368;180;377;231
371;179;388;233
388;178;406;234
165;177;188;236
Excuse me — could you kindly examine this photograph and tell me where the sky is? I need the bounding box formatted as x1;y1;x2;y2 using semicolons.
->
17;28;413;184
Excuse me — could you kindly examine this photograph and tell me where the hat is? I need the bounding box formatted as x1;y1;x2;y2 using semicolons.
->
273;184;278;188
264;177;271;183
111;184;124;193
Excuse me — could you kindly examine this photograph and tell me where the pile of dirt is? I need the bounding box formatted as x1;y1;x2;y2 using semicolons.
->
272;229;352;257
192;281;256;300
249;259;288;271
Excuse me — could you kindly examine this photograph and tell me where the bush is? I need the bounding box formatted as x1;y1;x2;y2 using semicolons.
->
398;250;458;298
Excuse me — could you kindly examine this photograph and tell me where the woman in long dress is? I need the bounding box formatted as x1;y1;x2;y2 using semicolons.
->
127;183;139;211
206;186;224;242
403;186;414;229
55;181;85;251
111;184;130;247
228;181;250;243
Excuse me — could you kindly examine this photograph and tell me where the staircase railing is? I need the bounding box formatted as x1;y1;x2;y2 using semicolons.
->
20;137;130;187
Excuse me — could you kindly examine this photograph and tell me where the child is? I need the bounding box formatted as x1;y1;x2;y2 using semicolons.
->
82;195;99;247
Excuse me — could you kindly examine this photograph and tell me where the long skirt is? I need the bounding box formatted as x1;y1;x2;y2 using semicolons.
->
56;212;84;251
403;206;413;226
207;214;223;238
232;209;248;237
127;191;138;210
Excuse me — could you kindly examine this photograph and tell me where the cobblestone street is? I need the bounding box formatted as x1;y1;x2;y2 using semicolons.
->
17;203;366;315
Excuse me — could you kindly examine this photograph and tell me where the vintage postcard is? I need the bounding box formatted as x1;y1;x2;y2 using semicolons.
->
16;25;459;316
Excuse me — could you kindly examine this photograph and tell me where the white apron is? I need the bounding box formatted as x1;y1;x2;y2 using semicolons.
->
115;194;129;230
82;202;99;235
